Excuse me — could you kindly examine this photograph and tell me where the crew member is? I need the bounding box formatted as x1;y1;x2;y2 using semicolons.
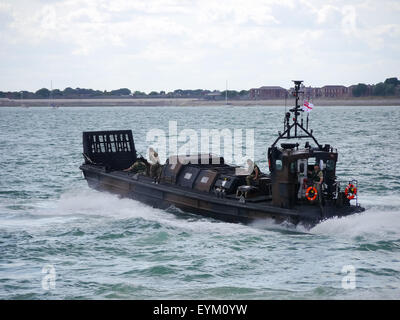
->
123;159;147;175
148;148;162;181
309;164;323;204
245;159;261;186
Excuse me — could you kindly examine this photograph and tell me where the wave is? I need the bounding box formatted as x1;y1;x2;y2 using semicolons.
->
310;209;400;240
358;193;400;209
33;187;267;237
47;188;400;240
5;186;399;240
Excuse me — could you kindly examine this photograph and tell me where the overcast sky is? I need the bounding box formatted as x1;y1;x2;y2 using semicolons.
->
0;0;399;92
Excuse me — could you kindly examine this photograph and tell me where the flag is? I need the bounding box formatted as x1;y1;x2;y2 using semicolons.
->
302;100;314;112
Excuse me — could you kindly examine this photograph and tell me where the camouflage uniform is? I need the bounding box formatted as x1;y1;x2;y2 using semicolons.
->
150;162;162;178
311;169;323;204
149;150;162;180
127;161;147;174
246;164;260;186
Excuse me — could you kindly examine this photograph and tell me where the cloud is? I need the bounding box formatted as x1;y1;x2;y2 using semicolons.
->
341;5;357;35
2;0;397;54
197;0;281;25
4;0;190;55
0;0;399;91
315;5;340;24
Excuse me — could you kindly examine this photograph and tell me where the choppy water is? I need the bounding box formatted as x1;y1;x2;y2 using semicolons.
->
0;105;400;299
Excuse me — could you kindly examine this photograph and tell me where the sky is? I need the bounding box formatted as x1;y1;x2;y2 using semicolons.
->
0;0;399;92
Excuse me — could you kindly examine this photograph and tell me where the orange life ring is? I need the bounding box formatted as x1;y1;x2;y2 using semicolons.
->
345;184;357;200
305;186;318;201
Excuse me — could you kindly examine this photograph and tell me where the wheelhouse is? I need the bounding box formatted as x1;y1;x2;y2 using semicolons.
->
268;143;338;208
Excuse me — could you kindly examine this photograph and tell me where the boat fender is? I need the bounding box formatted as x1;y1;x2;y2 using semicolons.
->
305;186;317;201
345;183;357;200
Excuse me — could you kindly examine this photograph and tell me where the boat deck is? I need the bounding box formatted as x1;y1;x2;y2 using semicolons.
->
82;165;334;223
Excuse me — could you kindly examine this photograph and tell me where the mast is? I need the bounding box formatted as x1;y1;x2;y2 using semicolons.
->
225;80;228;105
49;80;52;107
271;80;321;148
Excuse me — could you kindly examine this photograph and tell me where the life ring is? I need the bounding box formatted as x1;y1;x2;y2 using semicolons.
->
345;184;357;200
305;186;317;201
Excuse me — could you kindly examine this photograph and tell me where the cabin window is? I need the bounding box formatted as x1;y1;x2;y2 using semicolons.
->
326;160;335;171
290;162;296;173
275;159;282;170
308;157;316;165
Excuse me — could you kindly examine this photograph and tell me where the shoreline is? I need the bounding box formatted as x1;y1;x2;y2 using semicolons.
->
1;97;400;107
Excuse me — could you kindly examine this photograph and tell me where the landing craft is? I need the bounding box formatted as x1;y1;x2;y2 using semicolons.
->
80;81;365;227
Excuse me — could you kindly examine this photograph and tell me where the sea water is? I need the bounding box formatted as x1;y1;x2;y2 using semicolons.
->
0;105;399;299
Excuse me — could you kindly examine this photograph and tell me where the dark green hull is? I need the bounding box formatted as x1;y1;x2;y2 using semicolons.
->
80;164;365;227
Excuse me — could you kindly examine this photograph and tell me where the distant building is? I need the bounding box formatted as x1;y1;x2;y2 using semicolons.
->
313;87;323;98
291;85;323;99
249;86;288;99
302;86;314;99
204;91;222;100
322;85;349;98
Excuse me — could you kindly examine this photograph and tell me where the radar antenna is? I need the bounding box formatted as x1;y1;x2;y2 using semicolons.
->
271;80;321;148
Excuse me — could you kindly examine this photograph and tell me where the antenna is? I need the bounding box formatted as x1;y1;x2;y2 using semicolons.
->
271;80;321;148
225;80;228;105
48;80;52;107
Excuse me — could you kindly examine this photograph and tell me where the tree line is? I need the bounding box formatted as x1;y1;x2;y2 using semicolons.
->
1;77;399;100
0;86;250;100
0;87;133;99
352;77;400;97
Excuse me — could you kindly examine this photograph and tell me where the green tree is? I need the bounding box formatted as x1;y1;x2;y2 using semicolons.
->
63;87;77;96
384;84;396;96
35;88;51;98
352;83;368;97
133;91;146;96
51;89;62;97
221;90;240;99
373;82;386;96
110;88;131;96
173;89;183;96
384;77;400;86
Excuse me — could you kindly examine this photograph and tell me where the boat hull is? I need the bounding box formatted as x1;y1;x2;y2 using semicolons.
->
80;164;365;227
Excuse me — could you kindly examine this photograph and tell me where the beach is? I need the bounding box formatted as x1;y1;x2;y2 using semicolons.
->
1;97;400;107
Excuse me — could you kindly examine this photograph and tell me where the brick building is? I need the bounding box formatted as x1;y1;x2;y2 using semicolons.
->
321;85;350;98
249;86;288;99
300;85;350;98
